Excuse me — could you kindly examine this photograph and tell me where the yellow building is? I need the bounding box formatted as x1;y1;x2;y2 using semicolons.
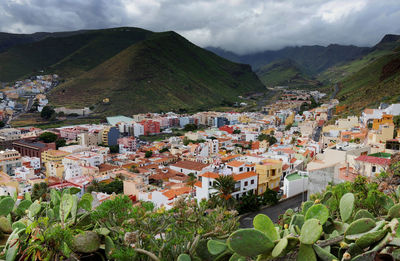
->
239;116;252;124
373;114;393;130
285;112;295;126
255;159;283;195
42;150;70;165
41;150;70;178
261;128;275;135
368;123;395;144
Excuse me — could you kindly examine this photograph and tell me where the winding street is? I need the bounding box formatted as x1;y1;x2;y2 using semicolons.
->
239;193;306;228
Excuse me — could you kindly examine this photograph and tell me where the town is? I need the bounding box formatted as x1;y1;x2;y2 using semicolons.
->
0;74;58;125
0;86;398;215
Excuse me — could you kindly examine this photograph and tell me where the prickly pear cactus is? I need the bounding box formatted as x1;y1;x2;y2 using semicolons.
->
227;229;274;256
0;216;12;233
0;197;14;216
209;184;400;260
71;231;100;253
340;193;355;222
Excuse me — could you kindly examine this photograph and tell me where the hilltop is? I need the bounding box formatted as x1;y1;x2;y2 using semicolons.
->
0;28;265;115
209;34;400;113
208;43;369;89
256;59;321;88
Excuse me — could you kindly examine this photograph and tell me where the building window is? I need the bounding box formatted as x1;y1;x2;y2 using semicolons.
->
372;166;376;173
251;179;254;185
244;181;248;186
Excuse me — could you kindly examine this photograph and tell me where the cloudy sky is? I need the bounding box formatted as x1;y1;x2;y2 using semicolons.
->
1;0;400;54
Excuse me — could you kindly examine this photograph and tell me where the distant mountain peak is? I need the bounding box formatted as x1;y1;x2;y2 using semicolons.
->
379;34;400;44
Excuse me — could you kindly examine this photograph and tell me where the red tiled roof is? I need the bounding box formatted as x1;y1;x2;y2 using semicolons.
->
200;172;220;179
233;171;257;181
171;160;209;171
194;181;202;188
162;186;191;200
354;155;390;166
226;160;245;168
282;164;290;171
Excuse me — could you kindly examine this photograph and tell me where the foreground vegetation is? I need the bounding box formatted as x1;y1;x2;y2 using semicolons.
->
2;158;400;260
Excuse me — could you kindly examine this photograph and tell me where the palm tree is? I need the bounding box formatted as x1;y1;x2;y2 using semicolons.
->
186;173;197;197
212;175;236;208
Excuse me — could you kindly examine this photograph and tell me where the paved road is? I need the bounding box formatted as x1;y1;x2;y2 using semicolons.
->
330;83;339;99
312;126;322;142
25;97;34;112
240;193;306;228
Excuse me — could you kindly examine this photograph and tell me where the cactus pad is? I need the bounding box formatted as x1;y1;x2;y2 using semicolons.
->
290;214;305;229
312;244;337;261
0;197;14;216
340;193;355;222
299;219;322;244
0;216;12;233
305;204;329;225
207;239;227;255
355;229;387;248
71;231;100;253
388;203;400;218
297;243;317;261
177;254;191;261
271;237;288;257
15;200;32;216
28;201;41;218
302;201;314;215
227;229;274;257
345;218;376;238
354;209;374;220
253;214;279;241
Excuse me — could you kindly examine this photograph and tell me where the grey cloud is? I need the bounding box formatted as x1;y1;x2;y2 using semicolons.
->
0;0;400;54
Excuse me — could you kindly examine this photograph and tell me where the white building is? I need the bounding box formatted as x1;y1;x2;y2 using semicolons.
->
133;123;144;137
282;172;308;198
14;166;35;180
139;186;191;210
21;156;41;170
195;170;258;201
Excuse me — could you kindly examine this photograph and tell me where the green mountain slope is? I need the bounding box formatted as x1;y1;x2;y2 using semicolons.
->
336;50;400;113
0;28;152;81
208;44;369;74
256;59;320;88
47;31;265;114
0;30;89;54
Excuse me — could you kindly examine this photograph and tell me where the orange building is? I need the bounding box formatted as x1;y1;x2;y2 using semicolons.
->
372;114;393;130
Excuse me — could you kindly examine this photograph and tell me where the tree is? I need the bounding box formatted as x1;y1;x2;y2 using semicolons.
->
32;182;48;201
159;147;169;153
30;100;39;112
109;145;119;153
258;133;277;145
40;106;55;120
262;188;279;206
87;179;123;194
130;165;139;173
233;129;241;134
39;132;58;143
145;151;153;158
184;123;198;132
394;115;400;128
0;121;5;128
285;123;293;131
236;190;261;214
186;173;197;196
212;175;236;208
55;138;66;149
